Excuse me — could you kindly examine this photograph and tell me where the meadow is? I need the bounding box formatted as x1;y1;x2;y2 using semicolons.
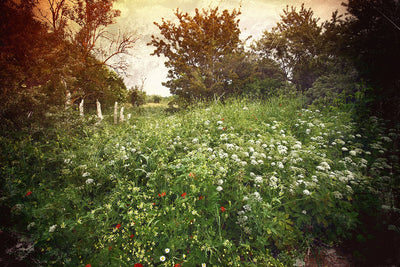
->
1;96;398;266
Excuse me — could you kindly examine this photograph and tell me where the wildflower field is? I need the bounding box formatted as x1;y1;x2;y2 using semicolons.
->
1;97;399;266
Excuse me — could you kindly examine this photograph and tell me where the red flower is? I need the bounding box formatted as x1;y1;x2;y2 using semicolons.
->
175;264;182;267
189;172;195;178
25;191;32;197
221;206;226;212
108;246;112;250
85;264;91;267
116;224;121;229
158;192;166;197
221;118;224;121
134;264;143;267
199;196;204;200
279;103;282;106
126;204;130;207
181;192;187;198
299;113;302;116
130;234;134;239
153;202;156;206
223;127;226;130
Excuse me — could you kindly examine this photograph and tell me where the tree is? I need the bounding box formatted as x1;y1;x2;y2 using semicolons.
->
37;0;70;39
148;7;242;102
253;4;324;91
130;86;146;107
36;0;137;72
0;0;133;130
341;0;400;122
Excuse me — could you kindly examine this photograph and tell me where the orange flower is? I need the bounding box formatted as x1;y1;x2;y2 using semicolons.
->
159;192;166;197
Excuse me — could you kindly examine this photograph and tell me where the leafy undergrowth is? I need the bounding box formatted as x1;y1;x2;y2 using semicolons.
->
1;97;399;266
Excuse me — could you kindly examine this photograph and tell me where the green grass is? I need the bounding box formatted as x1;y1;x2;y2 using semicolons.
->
0;96;398;266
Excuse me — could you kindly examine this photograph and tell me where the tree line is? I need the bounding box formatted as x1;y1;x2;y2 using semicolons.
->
1;0;399;130
149;0;399;125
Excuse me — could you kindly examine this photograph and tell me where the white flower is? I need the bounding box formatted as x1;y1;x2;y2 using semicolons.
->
303;189;311;196
192;138;199;144
333;191;343;199
242;107;248;110
205;120;210;125
349;150;357;156
216;186;223;192
254;176;263;184
277;162;284;169
253;191;263;202
160;255;166;262
342;147;348;151
82;172;90;177
202;264;207;267
316;162;331;172
217;120;223;125
302;210;307;215
243;204;251;211
165;248;170;254
251;159;258;165
217;179;224;185
306;129;311;134
49;224;57;233
226;143;234;150
85;178;94;185
27;222;35;231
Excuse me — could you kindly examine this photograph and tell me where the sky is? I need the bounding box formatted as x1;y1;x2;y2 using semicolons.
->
110;0;347;96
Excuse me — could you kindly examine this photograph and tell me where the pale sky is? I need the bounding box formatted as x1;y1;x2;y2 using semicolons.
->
112;0;347;96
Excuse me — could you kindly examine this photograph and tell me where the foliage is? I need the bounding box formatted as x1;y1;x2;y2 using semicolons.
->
130;86;147;107
1;97;398;265
253;4;324;91
148;7;243;102
340;0;400;124
0;0;132;130
148;95;163;103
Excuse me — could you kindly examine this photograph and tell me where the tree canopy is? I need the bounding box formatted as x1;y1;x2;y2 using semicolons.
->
148;7;243;102
0;0;134;129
